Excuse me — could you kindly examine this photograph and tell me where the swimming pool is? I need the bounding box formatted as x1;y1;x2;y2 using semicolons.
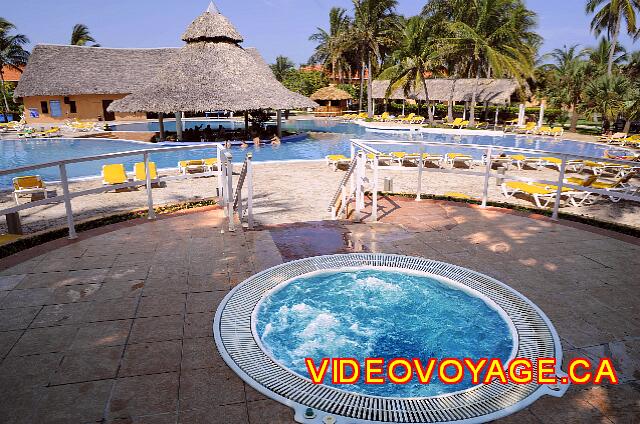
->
255;269;514;398
0;119;615;187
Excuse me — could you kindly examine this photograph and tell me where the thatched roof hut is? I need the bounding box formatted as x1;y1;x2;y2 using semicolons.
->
372;79;520;104
310;86;353;102
14;45;177;99
109;3;317;114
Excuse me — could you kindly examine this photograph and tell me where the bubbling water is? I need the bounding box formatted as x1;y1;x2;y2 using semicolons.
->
255;269;514;398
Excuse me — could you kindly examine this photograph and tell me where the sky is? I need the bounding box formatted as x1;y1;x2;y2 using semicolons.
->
3;0;637;66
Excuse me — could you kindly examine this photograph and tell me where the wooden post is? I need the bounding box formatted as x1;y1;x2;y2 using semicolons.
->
158;113;165;141
276;110;282;138
175;111;183;141
244;111;249;137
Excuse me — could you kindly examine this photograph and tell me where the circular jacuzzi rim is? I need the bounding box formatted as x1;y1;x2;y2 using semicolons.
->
214;253;570;424
249;266;521;399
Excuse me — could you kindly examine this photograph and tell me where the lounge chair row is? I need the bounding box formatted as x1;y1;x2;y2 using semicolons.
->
505;122;565;137
326;152;474;170
502;172;638;208
600;133;640;147
12;158;221;205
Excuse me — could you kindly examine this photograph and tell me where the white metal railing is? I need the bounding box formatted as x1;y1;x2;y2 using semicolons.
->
334;139;640;222
0;143;233;238
233;153;254;230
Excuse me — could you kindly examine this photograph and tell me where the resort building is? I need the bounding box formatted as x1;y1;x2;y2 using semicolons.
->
13;42;288;124
372;79;520;105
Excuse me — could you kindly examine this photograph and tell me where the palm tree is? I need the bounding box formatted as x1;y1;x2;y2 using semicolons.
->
71;24;99;47
442;0;539;126
588;37;627;70
350;0;399;116
270;56;295;82
379;16;441;124
583;74;631;129
543;45;590;132
0;18;29;123
623;50;640;78
586;0;640;75
309;8;352;82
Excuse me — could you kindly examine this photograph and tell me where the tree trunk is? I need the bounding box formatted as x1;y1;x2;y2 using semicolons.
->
569;103;579;132
422;79;434;125
623;119;632;134
0;71;10;123
607;17;622;76
358;58;365;113
367;52;373;118
447;78;457;122
469;72;481;126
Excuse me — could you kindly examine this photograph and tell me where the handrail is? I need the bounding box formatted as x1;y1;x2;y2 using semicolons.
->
1;142;227;239
342;139;640;222
351;138;640;166
233;153;254;230
328;156;359;219
0;142;223;176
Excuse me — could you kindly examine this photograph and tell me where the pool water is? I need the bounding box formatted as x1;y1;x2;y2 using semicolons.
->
0;119;615;187
255;269;514;398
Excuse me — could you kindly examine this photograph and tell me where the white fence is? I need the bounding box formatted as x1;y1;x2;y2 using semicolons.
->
331;139;640;221
0;143;252;238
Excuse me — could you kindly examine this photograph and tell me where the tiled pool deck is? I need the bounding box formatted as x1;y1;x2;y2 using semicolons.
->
0;201;638;423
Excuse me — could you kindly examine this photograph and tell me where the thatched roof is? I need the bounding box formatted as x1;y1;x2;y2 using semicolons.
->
181;2;243;43
109;4;317;113
310;86;352;101
14;45;177;98
372;79;520;104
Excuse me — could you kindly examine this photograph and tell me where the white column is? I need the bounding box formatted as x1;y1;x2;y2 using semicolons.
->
402;99;405;117
144;152;156;220
538;102;545;127
494;106;499;128
175;111;183;141
517;104;525;126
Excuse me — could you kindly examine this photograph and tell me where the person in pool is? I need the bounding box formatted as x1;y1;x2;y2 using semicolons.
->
271;135;281;145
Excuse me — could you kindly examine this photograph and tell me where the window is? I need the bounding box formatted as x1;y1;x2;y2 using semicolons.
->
49;100;62;117
69;101;77;114
40;101;48;114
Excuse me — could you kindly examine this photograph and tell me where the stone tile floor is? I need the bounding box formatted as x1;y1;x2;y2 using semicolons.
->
0;202;638;423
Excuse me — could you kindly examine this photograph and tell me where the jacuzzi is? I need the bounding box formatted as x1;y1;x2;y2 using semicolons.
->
214;254;569;424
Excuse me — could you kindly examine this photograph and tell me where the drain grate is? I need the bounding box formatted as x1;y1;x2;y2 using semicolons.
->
214;254;569;424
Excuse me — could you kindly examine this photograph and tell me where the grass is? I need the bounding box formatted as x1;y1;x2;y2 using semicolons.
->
0;199;218;259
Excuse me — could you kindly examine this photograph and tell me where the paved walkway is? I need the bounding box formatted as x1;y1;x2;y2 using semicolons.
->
0;202;638;423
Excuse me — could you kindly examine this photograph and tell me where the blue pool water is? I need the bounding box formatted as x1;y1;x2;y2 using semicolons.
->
255;269;514;398
0;120;616;187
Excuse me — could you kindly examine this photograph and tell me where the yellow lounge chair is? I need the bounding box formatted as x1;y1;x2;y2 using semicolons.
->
365;153;394;166
404;153;444;168
178;160;205;175
514;122;537;134
374;112;390;122
446;153;474;168
411;116;426;125
539;157;583;172
12;175;47;204
566;172;638;205
326;154;351;171
102;164;128;186
501;182;559;208
599;132;627;144
204;158;219;172
534;126;553;136
444;118;464;128
550;127;564;137
511;154;544;170
134;162;158;182
400;113;416;124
